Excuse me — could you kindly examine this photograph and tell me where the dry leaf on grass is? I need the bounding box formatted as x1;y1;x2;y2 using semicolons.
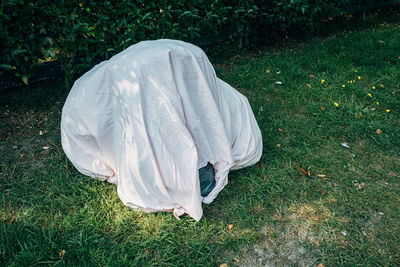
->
295;166;308;176
341;143;350;149
220;264;228;267
228;224;234;230
317;174;326;178
376;129;382;135
309;74;315;78
59;250;66;259
1;132;7;141
311;216;319;221
353;180;366;190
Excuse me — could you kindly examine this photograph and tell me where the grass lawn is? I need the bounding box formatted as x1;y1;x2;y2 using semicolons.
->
1;11;400;267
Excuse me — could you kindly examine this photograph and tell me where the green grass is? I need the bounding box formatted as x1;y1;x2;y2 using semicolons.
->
1;13;400;266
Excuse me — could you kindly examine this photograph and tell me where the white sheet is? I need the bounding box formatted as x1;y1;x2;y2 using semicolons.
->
61;39;262;220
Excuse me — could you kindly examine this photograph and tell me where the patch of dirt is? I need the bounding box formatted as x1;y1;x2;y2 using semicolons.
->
0;105;61;174
239;205;329;267
362;211;385;240
240;226;319;266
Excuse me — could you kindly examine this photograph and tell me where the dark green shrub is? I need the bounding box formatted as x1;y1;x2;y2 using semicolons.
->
1;0;398;84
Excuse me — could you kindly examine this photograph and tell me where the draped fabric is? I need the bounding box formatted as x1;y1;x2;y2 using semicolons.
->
61;39;262;220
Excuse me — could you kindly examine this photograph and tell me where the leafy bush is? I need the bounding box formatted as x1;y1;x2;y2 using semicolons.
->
0;0;398;83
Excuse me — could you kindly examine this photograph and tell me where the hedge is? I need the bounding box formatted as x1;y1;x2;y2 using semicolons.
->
1;0;399;85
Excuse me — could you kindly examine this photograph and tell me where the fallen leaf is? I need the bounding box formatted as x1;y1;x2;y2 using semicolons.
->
317;264;325;267
317;174;326;178
9;217;15;224
233;257;240;263
59;250;66;259
306;83;312;88
277;128;285;133
359;112;363;118
376;129;382;135
256;165;261;169
228;224;234;230
295;166;308;176
371;107;376;111
311;216;319;221
341;143;350;149
276;143;281;148
320;106;326;111
39;131;43;135
220;264;228;267
309;74;315;78
353;180;366;190
1;132;7;141
266;69;270;74
379;83;384;88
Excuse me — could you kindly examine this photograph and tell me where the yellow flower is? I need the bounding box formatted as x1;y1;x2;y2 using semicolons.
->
358;76;361;79
355;70;358;72
376;102;379;105
321;79;325;84
353;80;356;82
367;93;372;97
386;109;390;112
342;84;345;88
350;80;353;83
372;86;376;89
334;102;339;107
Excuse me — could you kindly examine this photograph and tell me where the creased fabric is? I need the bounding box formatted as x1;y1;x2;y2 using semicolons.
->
61;39;262;220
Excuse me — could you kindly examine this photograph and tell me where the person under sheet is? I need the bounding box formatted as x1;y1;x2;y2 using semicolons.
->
61;39;262;220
